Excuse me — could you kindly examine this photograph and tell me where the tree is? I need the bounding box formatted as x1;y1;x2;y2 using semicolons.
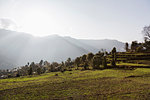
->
30;62;36;72
60;61;65;72
92;55;102;69
67;58;71;63
50;62;59;72
65;58;72;68
95;51;104;57
81;54;88;69
28;66;33;75
111;47;117;61
37;67;41;75
142;25;150;51
144;41;150;51
111;47;116;55
27;62;30;66
131;41;138;52
75;57;80;67
111;59;116;67
81;54;86;62
111;47;117;67
142;25;150;41
125;42;129;52
87;53;94;66
102;56;107;69
39;60;43;66
87;53;94;61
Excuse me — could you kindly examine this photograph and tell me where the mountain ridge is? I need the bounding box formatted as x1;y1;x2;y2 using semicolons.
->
0;29;125;69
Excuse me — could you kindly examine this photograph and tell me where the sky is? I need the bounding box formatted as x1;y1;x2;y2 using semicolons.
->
0;0;150;42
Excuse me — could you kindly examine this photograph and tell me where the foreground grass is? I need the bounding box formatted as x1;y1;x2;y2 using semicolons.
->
1;68;150;100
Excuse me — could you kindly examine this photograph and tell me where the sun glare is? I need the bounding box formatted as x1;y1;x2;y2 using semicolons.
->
19;10;56;36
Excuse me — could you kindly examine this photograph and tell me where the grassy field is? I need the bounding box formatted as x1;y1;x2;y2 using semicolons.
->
1;68;150;100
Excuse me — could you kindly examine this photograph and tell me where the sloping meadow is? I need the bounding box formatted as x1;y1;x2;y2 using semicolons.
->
0;68;150;99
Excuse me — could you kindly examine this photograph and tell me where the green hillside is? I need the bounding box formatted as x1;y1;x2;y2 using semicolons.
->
1;68;150;100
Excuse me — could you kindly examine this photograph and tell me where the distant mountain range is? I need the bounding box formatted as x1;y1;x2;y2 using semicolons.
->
0;29;125;69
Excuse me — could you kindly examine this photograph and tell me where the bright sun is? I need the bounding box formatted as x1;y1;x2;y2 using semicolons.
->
19;10;57;36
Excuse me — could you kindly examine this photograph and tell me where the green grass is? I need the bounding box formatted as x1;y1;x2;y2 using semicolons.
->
1;68;150;100
117;62;150;67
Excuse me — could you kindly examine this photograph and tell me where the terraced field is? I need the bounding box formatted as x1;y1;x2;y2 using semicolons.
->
1;68;150;100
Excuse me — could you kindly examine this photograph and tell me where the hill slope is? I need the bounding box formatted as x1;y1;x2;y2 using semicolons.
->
1;69;150;99
79;39;125;52
0;29;124;69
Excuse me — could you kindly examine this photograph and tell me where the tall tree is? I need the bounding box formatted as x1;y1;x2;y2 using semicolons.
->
28;66;33;75
125;42;129;52
66;58;71;67
81;54;88;69
75;57;80;67
142;25;150;41
111;47;117;67
87;53;94;67
39;60;43;66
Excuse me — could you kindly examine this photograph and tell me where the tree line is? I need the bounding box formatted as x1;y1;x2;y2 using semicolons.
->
125;25;150;53
0;25;150;79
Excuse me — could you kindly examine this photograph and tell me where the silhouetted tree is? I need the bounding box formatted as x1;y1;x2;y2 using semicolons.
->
39;60;43;66
125;42;129;52
27;62;29;66
142;25;150;41
28;66;33;75
111;47;116;54
111;47;117;61
111;47;117;67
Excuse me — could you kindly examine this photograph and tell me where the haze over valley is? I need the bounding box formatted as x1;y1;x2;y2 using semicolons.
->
1;0;150;100
0;29;124;69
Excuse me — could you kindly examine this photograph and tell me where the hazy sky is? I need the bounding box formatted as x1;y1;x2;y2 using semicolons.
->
0;0;150;42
